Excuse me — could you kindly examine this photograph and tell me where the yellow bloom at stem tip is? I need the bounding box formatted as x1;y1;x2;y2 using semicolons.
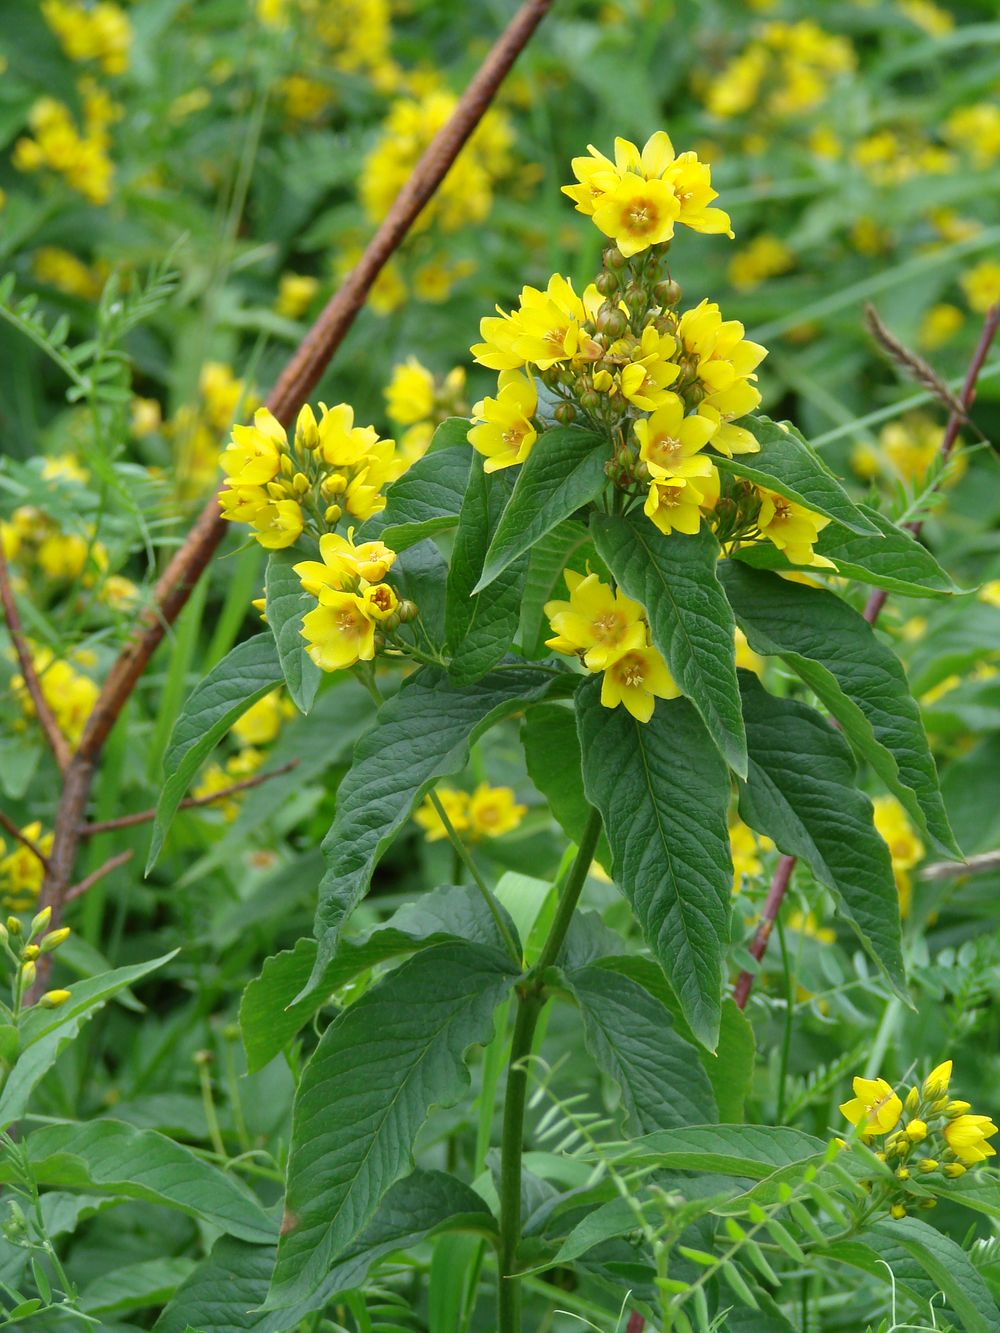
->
294;530;396;595
413;784;526;843
923;1060;952;1100
468;371;538;472
944;1114;999;1165
756;489;833;569
840;1076;903;1135
544;570;646;671
600;646;679;723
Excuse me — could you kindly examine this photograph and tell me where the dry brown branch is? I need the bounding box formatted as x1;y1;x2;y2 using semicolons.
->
64;850;134;903
921;850;1000;882
78;759;299;837
0;808;50;871
0;544;71;773
27;0;555;996
734;301;1000;1012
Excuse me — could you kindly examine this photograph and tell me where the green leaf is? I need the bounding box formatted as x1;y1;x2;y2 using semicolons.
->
717;416;880;535
604;1124;825;1176
154;1170;496;1332
0;952;177;1127
391;537;450;643
474;426;608;592
564;965;717;1133
81;1257;195;1316
736;671;906;997
830;1216;1000;1332
0;1119;274;1242
576;679;733;1049
308;661;563;992
551;1196;642;1264
360;445;471;550
518;520;592;659
146;634;282;870
446;456;527;684
733;503;957;599
591;514;747;776
522;702;611;871
240;884;518;1073
264;550;321;714
268;941;517;1308
720;561;958;857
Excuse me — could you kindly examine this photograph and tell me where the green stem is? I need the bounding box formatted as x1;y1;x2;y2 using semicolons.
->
776;916;793;1124
497;807;603;1332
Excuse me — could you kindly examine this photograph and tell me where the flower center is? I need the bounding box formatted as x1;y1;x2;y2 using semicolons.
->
593;610;623;640
620;659;645;688
627;201;655;231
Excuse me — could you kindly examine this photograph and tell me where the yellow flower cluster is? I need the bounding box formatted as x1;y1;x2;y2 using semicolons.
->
872;796;924;918
13;81;119;205
1;502;109;590
840;1061;997;1216
170;362;255;495
705;21;855;121
729;816;773;894
361;90;513;234
275;273;319;321
851;128;955;188
728;234;794;293
943;103;1000;170
544;570;679;722
851;413;966;488
0;826;54;912
961;260;1000;315
11;647;99;748
414;784;527;844
261;0;398;115
384;358;467;471
294;530;403;673
219;402;400;551
33;246;109;300
42;0;132;75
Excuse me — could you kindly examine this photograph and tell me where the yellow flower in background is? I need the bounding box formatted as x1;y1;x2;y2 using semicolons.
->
918;303;964;351
33;246;107;299
468;372;538;472
898;0;954;35
729;816;772;892
756;489;833;568
600;645;679;723
728;235;794;292
276;273;319;320
787;911;836;945
960;260;1000;314
41;454;88;485
13;83;118;205
706;21;854;121
385;359;436;426
840;1076;902;1135
873;795;924;918
544;570;646;671
42;0;132;75
131;397;163;438
414;787;470;841
979;580;1000;609
944;1114;999;1165
879;415;965;486
467;784;527;840
0;823;55;910
231;690;294;747
943;103;1000;169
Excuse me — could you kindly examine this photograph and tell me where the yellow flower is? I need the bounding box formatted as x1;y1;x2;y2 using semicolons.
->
979;580;1000;610
221;409;285;486
468;371;538;472
734;628;764;675
787;911;836;944
618;324;681;409
413;787;470;842
385;359;436;425
131;397;162;438
276;273;319;320
918;303;964;351
600;645;679;723
301;590;378;672
872;795;924;917
592;172;681;257
634;395;717;478
960;260;1000;314
675;300;766;455
42;0;132;75
756;489;833;568
472;274;594;372
360;582;399;622
839;1076;903;1135
232;690;290;747
728;234;794;292
644;471;718;537
661;152;734;237
730;816;771;893
0;823;54;910
295;530;396;595
545;570;647;671
879;415;965;486
943;103;1000;169
944;1114;999;1165
467;784;527;839
252;499;304;550
923;1060;952;1100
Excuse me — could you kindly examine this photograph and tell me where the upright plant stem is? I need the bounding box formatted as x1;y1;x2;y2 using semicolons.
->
497;807;602;1332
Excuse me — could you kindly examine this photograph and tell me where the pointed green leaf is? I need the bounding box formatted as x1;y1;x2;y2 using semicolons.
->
474;426;608;592
736;671;906;996
720;561;959;857
716;416;880;535
240;884;519;1073
605;1124;825;1176
0;952;177;1127
360;444;471;550
446;456;527;684
522;702;611;870
80;1257;195;1316
264;550;321;714
147;634;282;870
268;941;517;1308
576;679;733;1048
518;520;592;658
733;503;957;598
154;1170;495;1332
308;662;563;992
564;965;717;1133
0;1120;273;1243
591;513;747;775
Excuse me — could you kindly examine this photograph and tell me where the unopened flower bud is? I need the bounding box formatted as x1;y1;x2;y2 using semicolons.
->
623;282;644;307
654;278;682;307
193;1049;213;1066
21;945;39;962
322;473;347;497
381;611;401;633
292;472;310;495
324;504;342;524
943;1162;966;1178
918;1159;938;1173
906;1119;927;1143
396;599;418;624
889;1203;906;1219
20;961;35;988
579;390;601;414
596;306;627;338
6;917;21;937
29;907;51;939
595;270;618;295
904;1087;919;1113
279;454;294;477
39;989;71;1009
603;245;626;270
918;1197;937;1210
40;927;71;953
895;1167;909;1181
554;403;577;425
946;1101;971;1118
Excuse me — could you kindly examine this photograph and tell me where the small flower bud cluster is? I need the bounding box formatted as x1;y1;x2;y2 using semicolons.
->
839;1061;998;1219
0;907;73;1019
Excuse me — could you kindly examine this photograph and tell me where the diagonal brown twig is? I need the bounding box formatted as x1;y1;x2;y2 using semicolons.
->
64;849;133;903
78;758;299;836
733;301;1000;1012
0;808;50;871
27;0;555;994
0;544;71;773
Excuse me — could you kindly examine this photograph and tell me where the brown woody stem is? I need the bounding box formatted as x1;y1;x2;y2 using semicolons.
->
733;300;1000;1011
0;809;50;871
